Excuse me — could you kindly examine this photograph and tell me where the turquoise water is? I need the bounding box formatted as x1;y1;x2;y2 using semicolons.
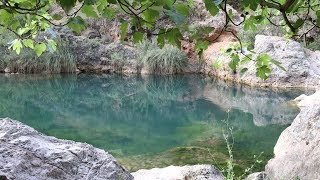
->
0;74;302;173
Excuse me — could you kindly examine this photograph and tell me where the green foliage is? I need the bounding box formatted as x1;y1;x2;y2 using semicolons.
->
0;0;319;79
0;31;76;73
137;40;188;74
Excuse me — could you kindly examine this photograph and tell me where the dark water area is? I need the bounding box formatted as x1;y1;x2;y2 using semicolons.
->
0;74;304;174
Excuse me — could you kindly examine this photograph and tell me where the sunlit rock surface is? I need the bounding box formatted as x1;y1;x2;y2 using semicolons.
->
206;35;320;88
265;91;320;179
132;165;224;180
0;118;133;180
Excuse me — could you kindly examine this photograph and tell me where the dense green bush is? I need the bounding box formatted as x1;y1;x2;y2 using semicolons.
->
137;40;188;74
0;29;76;74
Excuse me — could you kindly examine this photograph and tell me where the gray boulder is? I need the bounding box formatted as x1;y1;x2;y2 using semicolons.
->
132;165;224;180
265;91;320;179
207;35;320;88
0;118;133;180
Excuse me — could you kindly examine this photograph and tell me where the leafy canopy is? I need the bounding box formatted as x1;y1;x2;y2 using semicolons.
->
0;0;319;78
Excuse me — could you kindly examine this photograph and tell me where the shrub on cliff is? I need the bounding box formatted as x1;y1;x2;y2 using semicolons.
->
137;40;188;74
0;30;76;73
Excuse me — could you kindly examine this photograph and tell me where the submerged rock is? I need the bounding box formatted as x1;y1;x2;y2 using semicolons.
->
207;35;320;88
132;165;224;180
0;118;133;180
265;91;320;179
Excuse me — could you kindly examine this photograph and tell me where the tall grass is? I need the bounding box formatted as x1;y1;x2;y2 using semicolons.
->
136;40;188;74
0;28;76;74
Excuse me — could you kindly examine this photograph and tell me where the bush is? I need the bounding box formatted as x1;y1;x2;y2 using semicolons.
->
136;40;188;74
0;28;76;74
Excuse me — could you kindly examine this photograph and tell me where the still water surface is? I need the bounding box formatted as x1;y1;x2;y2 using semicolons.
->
0;74;302;173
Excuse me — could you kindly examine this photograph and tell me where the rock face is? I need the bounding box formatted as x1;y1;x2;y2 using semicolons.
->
206;35;320;88
265;91;320;179
132;165;224;180
66;35;139;74
0;118;133;180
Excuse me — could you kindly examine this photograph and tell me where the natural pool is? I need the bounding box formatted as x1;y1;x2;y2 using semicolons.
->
0;74;303;175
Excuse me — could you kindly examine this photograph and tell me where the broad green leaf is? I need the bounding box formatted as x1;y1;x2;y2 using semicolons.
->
47;40;57;52
204;0;219;16
23;39;34;49
0;10;14;26
13;39;23;55
34;43;47;57
102;7;116;20
133;32;144;44
195;40;209;55
120;22;128;42
229;53;240;70
81;5;99;18
56;0;77;12
256;65;271;80
176;3;190;16
257;54;271;67
165;28;182;48
67;16;86;33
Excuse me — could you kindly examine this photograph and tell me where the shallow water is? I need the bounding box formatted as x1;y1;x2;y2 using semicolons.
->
0;74;303;174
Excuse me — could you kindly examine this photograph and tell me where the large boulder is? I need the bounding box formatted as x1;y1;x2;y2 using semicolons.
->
206;35;320;88
132;165;224;180
265;91;320;179
0;118;133;180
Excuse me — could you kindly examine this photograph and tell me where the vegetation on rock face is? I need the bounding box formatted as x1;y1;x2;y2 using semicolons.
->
0;0;319;78
137;40;188;74
0;28;76;73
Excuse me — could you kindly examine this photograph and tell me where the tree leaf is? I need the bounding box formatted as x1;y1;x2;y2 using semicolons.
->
120;22;128;42
204;0;219;16
67;16;86;34
34;43;47;57
13;39;23;55
23;39;34;49
133;32;144;44
81;5;99;18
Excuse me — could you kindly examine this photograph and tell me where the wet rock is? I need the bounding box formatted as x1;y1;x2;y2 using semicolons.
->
132;165;224;180
0;118;133;180
265;91;320;179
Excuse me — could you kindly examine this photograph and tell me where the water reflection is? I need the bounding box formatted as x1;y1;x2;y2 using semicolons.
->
0;74;304;172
